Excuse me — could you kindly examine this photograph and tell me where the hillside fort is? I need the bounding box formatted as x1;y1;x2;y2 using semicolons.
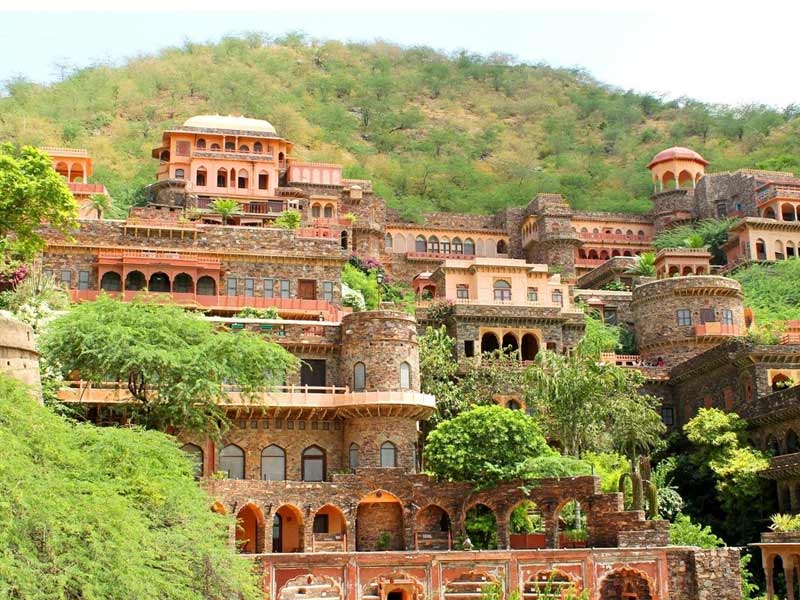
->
23;114;800;599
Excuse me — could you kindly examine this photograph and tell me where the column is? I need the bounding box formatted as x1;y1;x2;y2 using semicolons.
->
785;555;795;600
764;552;774;600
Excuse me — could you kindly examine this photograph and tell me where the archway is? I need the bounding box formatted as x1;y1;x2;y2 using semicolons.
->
273;504;304;553
508;500;545;549
661;171;675;190
787;430;800;454
173;273;194;293
521;333;539;361
497;239;508;255
756;239;767;260
555;499;587;548
773;373;793;391
464;504;497;550
148;272;170;292
124;270;146;291
100;271;122;292
197;275;216;296
599;568;654;600
341;231;348;250
481;332;500;355
278;575;342;600
445;573;499;599
312;504;347;551
415;505;452;550
501;333;519;356
236;503;265;554
682;266;693;276
783;204;797;222
678;170;694;189
767;434;780;456
764;206;777;219
180;443;204;479
524;570;577;599
218;444;244;479
356;490;404;551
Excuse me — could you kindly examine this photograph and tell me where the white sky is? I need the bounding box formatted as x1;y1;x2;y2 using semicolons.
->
0;0;798;107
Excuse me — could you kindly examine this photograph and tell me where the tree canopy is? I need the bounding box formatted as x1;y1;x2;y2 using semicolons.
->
40;295;297;437
0;144;77;271
0;373;261;600
423;404;554;487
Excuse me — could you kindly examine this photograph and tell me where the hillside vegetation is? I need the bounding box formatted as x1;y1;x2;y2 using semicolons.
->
1;33;799;218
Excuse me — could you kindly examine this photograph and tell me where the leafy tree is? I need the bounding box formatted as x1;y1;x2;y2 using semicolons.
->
625;251;656;277
87;193;111;219
209;198;239;224
423;405;554;487
0;144;77;270
669;514;724;548
0;373;261;600
577;307;620;356
273;209;301;229
653;219;736;264
341;263;380;310
40;296;297;437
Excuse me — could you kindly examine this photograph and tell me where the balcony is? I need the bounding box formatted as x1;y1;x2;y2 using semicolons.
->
68;182;107;195
693;323;741;337
192;149;274;162
97;249;220;269
58;381;436;418
68;289;346;320
757;184;800;204
578;232;650;244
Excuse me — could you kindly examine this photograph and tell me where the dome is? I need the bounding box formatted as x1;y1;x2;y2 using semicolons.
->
181;114;277;135
647;146;708;169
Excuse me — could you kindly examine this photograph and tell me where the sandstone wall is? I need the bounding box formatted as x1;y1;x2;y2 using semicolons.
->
0;314;40;398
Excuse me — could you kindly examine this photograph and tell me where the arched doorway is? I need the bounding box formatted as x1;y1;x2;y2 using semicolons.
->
501;333;519;356
356;490;404;551
236;503;264;553
508;500;545;549
124;271;146;291
481;332;500;355
180;443;204;479
148;272;170;292
599;568;654;600
312;504;347;552
273;505;304;553
100;271;122;292
415;505;452;550
464;504;497;550
197;275;216;296
173;273;194;293
521;333;539;361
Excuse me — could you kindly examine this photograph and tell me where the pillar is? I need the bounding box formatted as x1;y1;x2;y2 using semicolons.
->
765;553;774;600
785;556;795;600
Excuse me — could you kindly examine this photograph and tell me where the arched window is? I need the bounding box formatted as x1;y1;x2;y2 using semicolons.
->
239;144;250;153
323;204;333;218
196;138;206;149
464;238;475;255
124;271;145;291
496;240;508;254
340;231;348;250
181;443;204;479
197;276;216;296
380;442;397;468
452;237;463;254
173;273;193;293
253;141;263;153
216;168;227;188
353;362;366;392
349;443;360;471
415;236;427;253
261;445;286;481
399;361;411;389
506;399;521;410
311;204;321;218
493;280;511;302
440;237;451;254
100;271;122;292
219;444;245;480
174;168;185;179
258;171;268;190
148;272;170;293
195;167;207;186
385;233;393;250
428;236;440;253
302;446;326;482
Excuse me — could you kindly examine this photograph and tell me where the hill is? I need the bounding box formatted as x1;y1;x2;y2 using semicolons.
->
1;33;799;218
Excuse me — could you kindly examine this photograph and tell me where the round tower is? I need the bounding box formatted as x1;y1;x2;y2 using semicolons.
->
631;276;745;368
0;314;41;398
340;310;421;471
647;147;708;234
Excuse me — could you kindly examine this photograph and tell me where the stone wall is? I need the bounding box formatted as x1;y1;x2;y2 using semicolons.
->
343;417;417;471
355;501;405;551
631;276;745;367
0;314;40;397
340;311;420;392
694;171;760;219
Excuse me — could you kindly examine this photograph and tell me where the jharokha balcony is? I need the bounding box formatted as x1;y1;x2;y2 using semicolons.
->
57;381;436;419
693;323;742;337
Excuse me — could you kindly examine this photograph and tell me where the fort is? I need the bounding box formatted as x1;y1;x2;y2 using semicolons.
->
25;114;800;599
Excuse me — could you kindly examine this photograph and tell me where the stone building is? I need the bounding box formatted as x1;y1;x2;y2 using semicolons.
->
28;115;800;598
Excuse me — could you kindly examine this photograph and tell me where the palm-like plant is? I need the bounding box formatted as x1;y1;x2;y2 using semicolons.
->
626;251;656;277
683;233;706;249
88;193;111;219
210;198;240;225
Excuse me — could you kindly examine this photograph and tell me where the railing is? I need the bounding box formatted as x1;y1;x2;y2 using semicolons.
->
68;289;346;320
757;185;800;203
575;258;607;267
418;298;565;310
656;246;710;256
42;146;89;157
124;218;198;230
240;201;286;215
192;149;274;161
97;248;221;267
68;182;106;194
694;323;741;336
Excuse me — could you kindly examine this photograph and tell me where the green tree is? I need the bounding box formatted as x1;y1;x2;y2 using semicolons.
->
0;144;77;269
625;251;656;277
653;219;736;264
87;192;111;219
0;373;262;600
40;296;297;436
209;198;239;225
274;209;301;230
341;263;380;310
669;513;723;548
423;405;554;487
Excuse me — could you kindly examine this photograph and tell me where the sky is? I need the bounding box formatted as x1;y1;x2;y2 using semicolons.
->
1;2;798;108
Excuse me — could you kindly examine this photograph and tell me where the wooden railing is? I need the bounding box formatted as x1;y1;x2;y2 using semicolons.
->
694;323;741;336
